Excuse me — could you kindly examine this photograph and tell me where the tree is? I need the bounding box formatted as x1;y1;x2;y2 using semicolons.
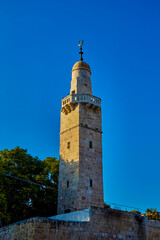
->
0;193;10;224
0;147;59;226
145;208;160;221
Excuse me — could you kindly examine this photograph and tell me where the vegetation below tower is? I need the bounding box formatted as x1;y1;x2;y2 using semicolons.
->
0;147;59;226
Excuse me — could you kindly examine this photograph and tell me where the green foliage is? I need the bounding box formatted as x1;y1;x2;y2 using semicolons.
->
145;208;160;221
0;193;10;224
0;147;59;226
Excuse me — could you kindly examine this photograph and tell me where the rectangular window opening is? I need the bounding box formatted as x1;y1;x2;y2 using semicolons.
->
67;180;69;188
90;179;93;187
89;141;92;149
72;90;75;94
67;142;70;149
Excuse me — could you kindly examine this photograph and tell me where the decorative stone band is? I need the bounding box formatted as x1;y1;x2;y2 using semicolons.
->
61;94;101;115
62;94;101;107
60;123;102;135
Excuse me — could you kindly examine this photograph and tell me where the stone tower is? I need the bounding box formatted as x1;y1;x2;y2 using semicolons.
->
58;43;103;214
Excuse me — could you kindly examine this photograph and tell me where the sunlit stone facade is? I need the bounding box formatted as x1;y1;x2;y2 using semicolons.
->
58;57;104;214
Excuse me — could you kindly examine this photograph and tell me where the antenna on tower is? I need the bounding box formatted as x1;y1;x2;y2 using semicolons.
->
78;40;84;61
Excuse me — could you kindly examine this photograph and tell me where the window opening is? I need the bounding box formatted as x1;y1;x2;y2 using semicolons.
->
72;90;75;94
90;179;93;187
89;141;92;149
67;142;70;149
67;180;69;188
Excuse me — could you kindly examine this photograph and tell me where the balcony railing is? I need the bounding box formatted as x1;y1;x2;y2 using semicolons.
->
61;94;101;107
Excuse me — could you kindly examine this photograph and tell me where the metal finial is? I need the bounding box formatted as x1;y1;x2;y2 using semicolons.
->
78;40;84;61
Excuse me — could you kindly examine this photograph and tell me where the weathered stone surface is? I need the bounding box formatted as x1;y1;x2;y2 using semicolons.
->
58;62;103;214
71;63;92;95
1;207;160;240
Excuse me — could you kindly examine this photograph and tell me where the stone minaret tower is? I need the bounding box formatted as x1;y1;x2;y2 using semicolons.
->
58;42;103;214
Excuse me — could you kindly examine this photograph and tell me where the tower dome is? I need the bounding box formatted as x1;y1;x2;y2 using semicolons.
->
72;61;91;73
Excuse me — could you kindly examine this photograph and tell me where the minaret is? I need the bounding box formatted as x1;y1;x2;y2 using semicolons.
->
58;42;104;214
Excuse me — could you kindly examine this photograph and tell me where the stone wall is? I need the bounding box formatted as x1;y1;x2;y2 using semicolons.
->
71;65;92;95
145;220;160;240
1;207;160;240
58;100;103;214
58;103;80;213
78;103;104;209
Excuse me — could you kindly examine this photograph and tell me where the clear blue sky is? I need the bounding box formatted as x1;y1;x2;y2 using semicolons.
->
0;0;160;212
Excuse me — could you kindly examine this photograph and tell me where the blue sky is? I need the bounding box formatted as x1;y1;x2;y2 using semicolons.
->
0;0;160;212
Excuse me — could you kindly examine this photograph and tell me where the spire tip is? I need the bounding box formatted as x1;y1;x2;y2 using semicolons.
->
78;40;84;61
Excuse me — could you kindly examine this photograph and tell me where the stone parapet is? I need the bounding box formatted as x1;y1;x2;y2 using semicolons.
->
62;94;101;107
1;207;160;240
61;94;101;115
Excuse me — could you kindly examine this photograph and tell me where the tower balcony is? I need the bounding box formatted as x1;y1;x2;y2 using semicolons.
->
62;94;101;107
61;94;101;115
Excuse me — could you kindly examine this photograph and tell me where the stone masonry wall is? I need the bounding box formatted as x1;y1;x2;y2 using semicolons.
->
71;68;92;95
1;207;160;240
58;104;80;213
145;220;160;240
79;103;104;209
58;100;103;214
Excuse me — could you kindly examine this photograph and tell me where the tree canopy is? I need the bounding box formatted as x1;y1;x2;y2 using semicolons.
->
0;147;59;226
145;208;160;220
129;208;160;221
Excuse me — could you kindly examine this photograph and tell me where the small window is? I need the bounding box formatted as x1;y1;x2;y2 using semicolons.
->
89;141;92;149
67;142;70;149
72;90;75;94
90;179;93;187
67;180;69;188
